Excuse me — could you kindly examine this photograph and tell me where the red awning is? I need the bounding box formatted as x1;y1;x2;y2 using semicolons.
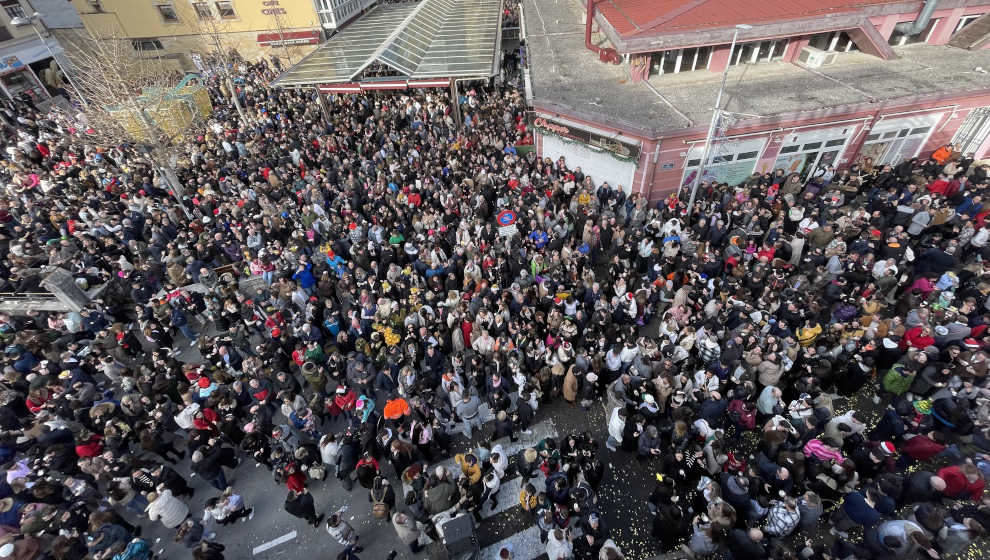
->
319;83;361;93
257;30;321;46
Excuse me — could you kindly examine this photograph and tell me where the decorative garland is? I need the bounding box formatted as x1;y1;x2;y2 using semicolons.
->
537;129;640;166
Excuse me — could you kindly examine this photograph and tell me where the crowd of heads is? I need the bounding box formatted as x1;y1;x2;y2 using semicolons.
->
0;44;986;560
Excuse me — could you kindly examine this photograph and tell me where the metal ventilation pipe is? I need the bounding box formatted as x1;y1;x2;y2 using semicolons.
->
585;0;604;56
894;0;940;36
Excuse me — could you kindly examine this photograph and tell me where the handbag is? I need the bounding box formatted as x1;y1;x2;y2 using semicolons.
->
308;465;327;481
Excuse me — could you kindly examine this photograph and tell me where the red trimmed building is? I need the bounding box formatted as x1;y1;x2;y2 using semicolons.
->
521;0;990;202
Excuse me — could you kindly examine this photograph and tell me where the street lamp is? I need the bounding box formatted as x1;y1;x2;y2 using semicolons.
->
10;11;89;108
685;23;752;219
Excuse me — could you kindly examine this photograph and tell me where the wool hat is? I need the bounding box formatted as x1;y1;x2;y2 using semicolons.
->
879;441;897;455
198;377;211;388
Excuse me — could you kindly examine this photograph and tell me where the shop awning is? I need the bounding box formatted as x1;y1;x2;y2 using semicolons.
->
272;0;503;88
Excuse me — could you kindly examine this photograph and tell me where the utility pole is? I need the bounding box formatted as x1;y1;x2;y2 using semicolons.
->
685;23;751;219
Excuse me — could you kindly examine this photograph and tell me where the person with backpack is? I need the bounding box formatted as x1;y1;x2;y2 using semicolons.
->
368;476;395;521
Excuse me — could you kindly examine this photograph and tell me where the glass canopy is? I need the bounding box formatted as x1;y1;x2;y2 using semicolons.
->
273;0;503;87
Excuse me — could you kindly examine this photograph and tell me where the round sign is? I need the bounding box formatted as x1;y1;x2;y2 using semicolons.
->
496;210;517;227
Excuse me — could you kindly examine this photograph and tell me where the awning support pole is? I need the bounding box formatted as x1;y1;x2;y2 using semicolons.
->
450;80;461;128
314;87;330;123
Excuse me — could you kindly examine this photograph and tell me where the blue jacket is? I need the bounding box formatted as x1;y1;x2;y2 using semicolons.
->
842;492;881;527
292;263;316;289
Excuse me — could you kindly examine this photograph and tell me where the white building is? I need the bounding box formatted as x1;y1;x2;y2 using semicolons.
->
313;0;378;31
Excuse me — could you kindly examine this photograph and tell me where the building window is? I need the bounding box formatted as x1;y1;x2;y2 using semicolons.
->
1;0;25;19
651;46;712;76
214;1;236;19
729;39;789;65
132;38;165;51
955;14;984;33
156;4;179;22
808;31;858;52
192;2;212;19
888;19;939;46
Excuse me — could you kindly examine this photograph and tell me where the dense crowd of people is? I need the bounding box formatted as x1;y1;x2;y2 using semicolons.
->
0;40;988;560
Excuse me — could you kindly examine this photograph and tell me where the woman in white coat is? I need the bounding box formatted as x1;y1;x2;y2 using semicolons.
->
146;489;190;529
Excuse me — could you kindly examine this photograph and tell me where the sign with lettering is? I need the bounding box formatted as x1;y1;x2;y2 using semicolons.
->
527;113;640;160
261;0;287;15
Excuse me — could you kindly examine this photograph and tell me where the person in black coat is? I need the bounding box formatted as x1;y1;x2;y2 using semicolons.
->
652;502;689;550
336;435;360;491
620;414;644;453
491;410;516;442
193;541;226;560
284;488;323;526
191;444;228;490
727;528;767;560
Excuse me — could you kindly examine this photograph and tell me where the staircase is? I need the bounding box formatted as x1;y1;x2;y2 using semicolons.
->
948;13;990;50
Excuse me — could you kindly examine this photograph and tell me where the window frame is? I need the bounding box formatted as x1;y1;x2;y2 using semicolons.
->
155;4;180;23
2;1;25;20
132;38;165;51
192;2;213;20
954;14;983;33
214;1;237;19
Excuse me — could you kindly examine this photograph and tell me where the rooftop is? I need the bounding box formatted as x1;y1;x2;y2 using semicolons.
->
595;0;906;36
274;0;502;87
523;0;990;138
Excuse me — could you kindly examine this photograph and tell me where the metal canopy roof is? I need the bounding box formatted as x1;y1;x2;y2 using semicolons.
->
273;0;503;88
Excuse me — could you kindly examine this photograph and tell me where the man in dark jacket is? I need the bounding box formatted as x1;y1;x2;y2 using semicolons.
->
902;470;946;504
191;444;228;490
727;528;766;560
284;488;322;526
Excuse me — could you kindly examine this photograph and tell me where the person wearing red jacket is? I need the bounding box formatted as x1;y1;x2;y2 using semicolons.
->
901;325;936;350
74;432;104;458
901;433;946;462
937;463;985;501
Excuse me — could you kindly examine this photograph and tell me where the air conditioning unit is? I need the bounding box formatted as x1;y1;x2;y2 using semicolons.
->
796;46;838;69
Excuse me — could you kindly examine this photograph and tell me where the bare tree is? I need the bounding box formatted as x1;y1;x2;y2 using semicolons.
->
57;31;202;218
190;14;249;125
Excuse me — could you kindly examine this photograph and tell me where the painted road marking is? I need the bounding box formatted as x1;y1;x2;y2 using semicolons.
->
252;531;297;555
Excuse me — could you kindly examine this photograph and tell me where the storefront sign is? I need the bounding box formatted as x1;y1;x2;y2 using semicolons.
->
528;114;640;160
257;30;321;46
0;55;24;75
261;0;287;15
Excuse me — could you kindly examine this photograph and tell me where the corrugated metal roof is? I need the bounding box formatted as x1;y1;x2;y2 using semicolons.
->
596;0;907;36
273;0;502;87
